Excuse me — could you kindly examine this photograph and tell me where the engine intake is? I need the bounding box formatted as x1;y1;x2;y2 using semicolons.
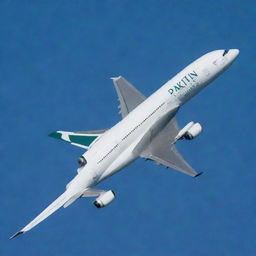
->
184;123;202;140
175;121;202;141
93;190;115;208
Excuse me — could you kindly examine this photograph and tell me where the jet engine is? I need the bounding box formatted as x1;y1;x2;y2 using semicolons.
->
175;121;202;141
93;190;115;208
78;156;87;167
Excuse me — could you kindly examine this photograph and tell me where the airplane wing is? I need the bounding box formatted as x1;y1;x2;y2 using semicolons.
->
10;188;106;238
112;76;146;118
141;117;202;177
48;129;107;149
81;188;106;197
10;190;76;239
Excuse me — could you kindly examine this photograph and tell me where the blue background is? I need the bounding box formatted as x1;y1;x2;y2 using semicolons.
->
1;1;255;255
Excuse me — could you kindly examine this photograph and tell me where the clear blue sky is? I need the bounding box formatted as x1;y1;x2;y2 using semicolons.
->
1;1;255;255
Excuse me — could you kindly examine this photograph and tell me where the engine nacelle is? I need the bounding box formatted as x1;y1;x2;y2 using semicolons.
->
175;121;194;141
93;190;115;208
175;122;202;141
78;156;87;167
184;122;202;140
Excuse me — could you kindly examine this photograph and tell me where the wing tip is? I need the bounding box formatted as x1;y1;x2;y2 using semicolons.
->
194;171;203;178
110;76;122;81
10;231;24;239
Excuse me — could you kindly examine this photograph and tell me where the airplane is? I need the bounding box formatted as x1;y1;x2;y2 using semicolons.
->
11;49;239;238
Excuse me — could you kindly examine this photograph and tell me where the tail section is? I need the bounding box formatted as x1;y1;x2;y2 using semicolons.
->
49;129;107;149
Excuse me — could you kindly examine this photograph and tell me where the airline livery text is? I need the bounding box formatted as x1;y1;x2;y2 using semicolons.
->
168;70;198;96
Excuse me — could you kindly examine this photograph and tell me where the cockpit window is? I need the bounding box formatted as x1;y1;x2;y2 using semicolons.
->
223;49;229;56
78;156;87;167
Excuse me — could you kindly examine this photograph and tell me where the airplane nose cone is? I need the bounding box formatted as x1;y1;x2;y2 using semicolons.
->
229;49;240;61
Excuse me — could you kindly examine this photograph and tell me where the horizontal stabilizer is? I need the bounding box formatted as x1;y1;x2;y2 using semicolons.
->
49;129;107;149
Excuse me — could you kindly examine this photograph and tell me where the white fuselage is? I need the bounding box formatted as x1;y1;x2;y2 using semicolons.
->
11;49;240;239
67;49;239;194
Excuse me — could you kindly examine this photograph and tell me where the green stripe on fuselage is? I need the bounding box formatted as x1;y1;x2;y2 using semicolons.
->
68;135;98;147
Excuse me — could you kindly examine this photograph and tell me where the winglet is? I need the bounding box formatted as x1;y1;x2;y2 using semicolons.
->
194;172;203;178
10;231;24;239
110;76;122;81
